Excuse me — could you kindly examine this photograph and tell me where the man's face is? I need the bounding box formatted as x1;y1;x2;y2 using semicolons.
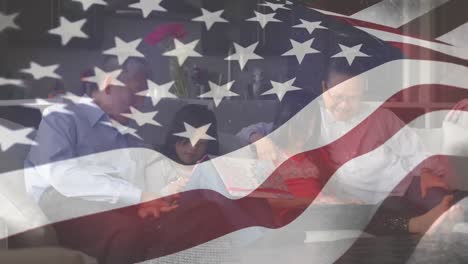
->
322;74;365;121
175;139;208;165
105;72;147;120
107;85;138;116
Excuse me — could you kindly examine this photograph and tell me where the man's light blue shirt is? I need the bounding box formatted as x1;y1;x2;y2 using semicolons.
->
24;99;145;204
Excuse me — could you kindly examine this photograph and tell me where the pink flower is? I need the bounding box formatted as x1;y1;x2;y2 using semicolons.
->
145;23;187;46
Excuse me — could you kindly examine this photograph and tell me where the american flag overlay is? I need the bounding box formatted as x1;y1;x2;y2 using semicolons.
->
0;0;468;263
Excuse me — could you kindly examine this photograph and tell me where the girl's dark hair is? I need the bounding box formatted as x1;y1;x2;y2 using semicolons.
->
163;104;219;163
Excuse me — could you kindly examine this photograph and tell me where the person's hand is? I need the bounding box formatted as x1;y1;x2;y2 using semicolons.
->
420;168;449;198
253;137;279;161
138;192;178;219
446;99;468;123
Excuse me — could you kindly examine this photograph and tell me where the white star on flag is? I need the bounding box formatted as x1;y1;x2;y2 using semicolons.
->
199;81;239;107
101;120;142;140
19;99;64;113
20;62;61;80
71;0;107;11
121;107;161;127
129;0;166;18
137;80;177;106
41;103;74;116
0;77;23;87
173;123;216;146
225;42;263;71
0;126;37;152
282;38;320;64
103;37;144;65
0;12;20;33
259;2;291;11
262;77;302;101
0;98;62;113
293;19;327;34
192;8;228;30
49;17;88;46
331;43;370;66
61;92;94;105
247;11;281;29
163;39;202;66
82;67;125;91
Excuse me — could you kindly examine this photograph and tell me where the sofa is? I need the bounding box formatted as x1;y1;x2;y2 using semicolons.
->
0;117;96;264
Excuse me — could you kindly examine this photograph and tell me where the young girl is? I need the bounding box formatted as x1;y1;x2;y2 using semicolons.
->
144;104;218;196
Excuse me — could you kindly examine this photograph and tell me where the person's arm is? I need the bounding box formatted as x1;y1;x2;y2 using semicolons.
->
366;207;411;236
384;111;426;169
365;195;454;236
28;112;141;204
384;111;448;196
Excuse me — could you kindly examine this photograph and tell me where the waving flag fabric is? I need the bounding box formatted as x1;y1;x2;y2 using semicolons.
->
0;0;468;263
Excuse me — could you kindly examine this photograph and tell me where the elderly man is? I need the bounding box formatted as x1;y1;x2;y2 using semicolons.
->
313;61;466;235
25;58;154;206
239;61;449;205
239;59;459;234
24;57;228;264
319;61;449;205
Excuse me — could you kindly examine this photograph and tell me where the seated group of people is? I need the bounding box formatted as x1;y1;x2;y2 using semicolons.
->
21;57;468;263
